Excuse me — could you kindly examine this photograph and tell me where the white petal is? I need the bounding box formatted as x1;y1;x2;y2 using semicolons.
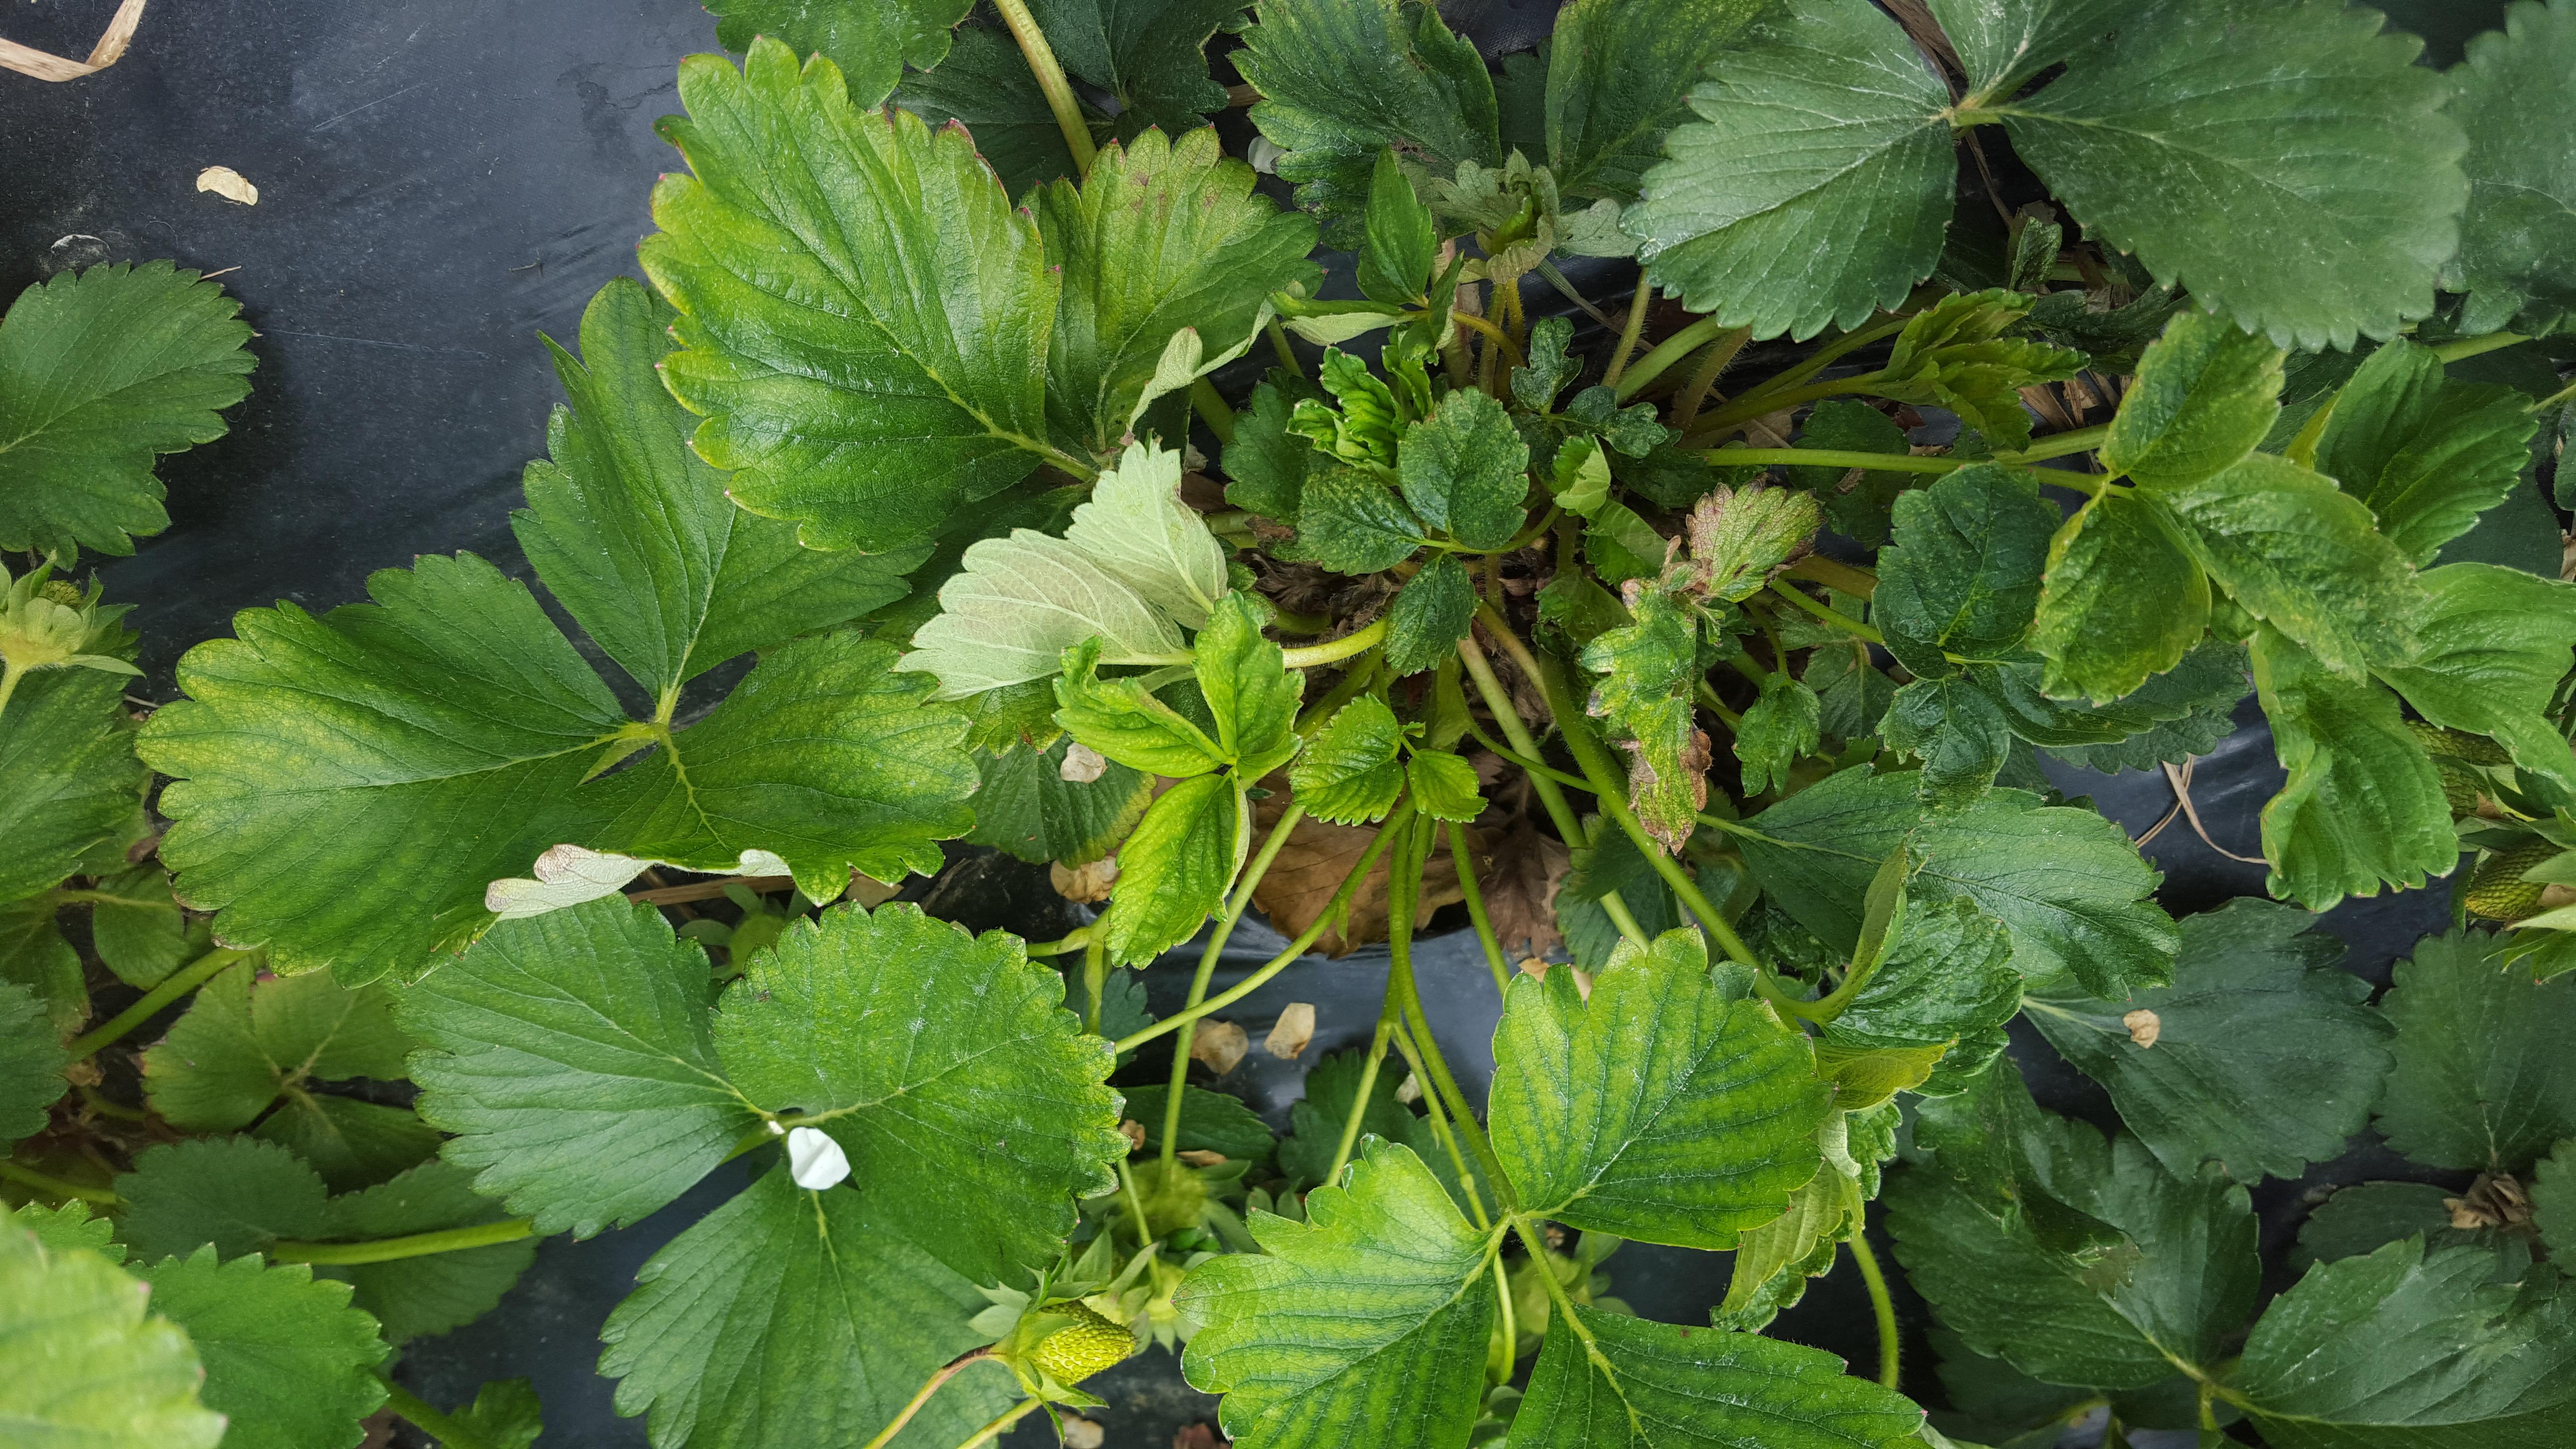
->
786;1126;851;1191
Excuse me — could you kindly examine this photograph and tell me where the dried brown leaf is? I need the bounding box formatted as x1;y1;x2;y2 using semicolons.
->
1249;788;1462;956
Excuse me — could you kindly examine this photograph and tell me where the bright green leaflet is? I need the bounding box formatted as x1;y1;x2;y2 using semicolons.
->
143;959;407;1131
2022;898;2392;1181
1544;0;1767;202
2100;310;2284;494
1196;590;1303;776
1385;553;1475;676
113;1136;333;1262
1736;672;1823;798
1579;587;1707;850
0;260;255;559
1928;0;2125;102
2371;929;2576;1173
704;0;971;109
1822;897;2021;1097
314;1160;539;1343
0;1226;224;1449
1491;930;1831;1249
1179;1140;1497;1449
0;666;144;903
1399;388;1529;549
1513;1305;1923;1448
2248;628;2456;911
1868;290;2082;451
1026;0;1254;138
401;900;761;1239
1407;750;1484;822
134;1248;388;1449
1292;695;1407;825
644;39;1061;551
450;1380;546;1449
892;25;1088;197
0;978;64;1141
1053;643;1229;778
2377;563;2576;794
2442;0;2576;334
2161;452;2423;680
11;1200;121;1259
599;1167;1015;1449
1624;0;1952;339
2313;341;2537;567
1872;464;2058;681
2031;488;2209;704
1976;0;2464;351
711;902;1127;1283
965;736;1151;865
1101;773;1246;965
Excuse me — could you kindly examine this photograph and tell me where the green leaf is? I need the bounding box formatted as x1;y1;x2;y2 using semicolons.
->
113;1136;331;1262
1930;0;2124;103
1356;148;1437;305
1291;696;1407;825
1121;1084;1280;1164
1053;639;1228;778
1738;767;2177;997
1881;675;2017;810
1579;587;1707;852
2100;310;2285;494
251;1093;443;1194
1065;444;1232;630
965;735;1151;865
1224;379;1317;522
512;278;921;704
0;261;255;559
704;0;971;109
1712;1114;1870;1331
1737;672;1822;798
2031;488;2210;704
0;1224;224;1449
1407;750;1484;823
1178;1139;1497;1447
1513;1304;1925;1448
1544;0;1769;202
400;899;761;1238
2371;928;2576;1173
1025;0;1253;137
1195;591;1303;778
1101;774;1244;965
1626;0;1953;339
891;25;1089;197
134;1248;388;1449
1279;467;1426;575
2022;898;2392;1181
0;665;145;903
643;39;1060;551
2313;341;2537;566
2232;1238;2576;1447
2033;640;2249;773
600;1167;1015;1449
2163;453;2424;678
2377;563;2576;795
0;892;84;1036
143;959;407;1132
1276;1047;1419;1191
2443;1;2576;334
1039;128;1319;454
314;1160;537;1342
2248;628;2455;911
2537;1140;2575;1258
1823;897;2021;1097
11;1199;121;1260
714;902;1126;1273
1983;0;2464;350
1492;929;1832;1248
449;1380;545;1449
2290;1181;2474;1274
1385;553;1475;677
1790;400;1915;547
1234;0;1501;246
1514;317;1583;416
1400;389;1530;549
1874;465;2059;680
1684;483;1819;603
0;977;64;1141
1870;291;2083;451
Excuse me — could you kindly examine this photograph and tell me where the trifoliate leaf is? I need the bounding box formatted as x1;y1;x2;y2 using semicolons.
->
0;1224;224;1449
644;40;1059;551
1626;0;1952;339
1279;466;1427;575
1101;774;1244;965
1738;767;2177;997
143;958;408;1131
1684;483;1818;603
0;665;145;904
1978;0;2463;351
1823;898;2021;1097
1385;553;1475;677
2314;341;2537;567
713;902;1126;1281
2031;488;2210;704
401;900;761;1238
2022;899;2392;1181
2034;640;2250;773
2443;1;2576;334
1580;587;1707;852
892;24;1090;196
2248;628;2455;911
1356;148;1437;306
2377;563;2576;795
113;1136;332;1262
2100;310;2285;494
1400;389;1530;550
966;735;1151;866
1737;671;1822;798
2232;1238;2576;1447
315;1160;537;1342
2163;453;2423;679
1039;129;1319;455
2372;928;2576;1173
1874;465;2059;680
1492;929;1831;1248
1407;750;1484;823
1789;400;1915;547
1543;0;1768;203
251;1093;443;1194
1291;696;1406;825
1931;0;2124;103
704;0;970;109
0;975;63;1140
1513;1304;1925;1448
135;1248;388;1449
1234;0;1502;245
1179;1139;1497;1447
1197;591;1304;778
0;260;255;559
1121;1084;1279;1165
1024;0;1251;138
1870;291;2083;451
600;1166;1015;1449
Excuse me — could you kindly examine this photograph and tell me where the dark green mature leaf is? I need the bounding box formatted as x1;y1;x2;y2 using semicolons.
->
893;25;1090;196
1027;0;1254;137
966;736;1151;865
0;978;64;1141
2100;310;2285;493
135;1248;387;1449
0;666;145;903
599;1167;1014;1449
1789;400;1915;547
1823;898;2021;1096
317;1160;538;1343
1512;1304;1924;1448
1224;379;1318;522
1179;1140;1497;1449
144;958;406;1132
644;39;1060;551
1980;0;2464;351
1234;0;1501;246
1580;587;1708;851
1039;127;1318;455
1492;929;1831;1249
252;1093;441;1194
2290;1181;2475;1274
1385;553;1475;677
401;899;761;1239
1281;467;1427;575
2372;928;2576;1173
1930;0;2124;102
2036;640;2249;773
1356;148;1437;306
2023;898;2392;1181
1874;465;2059;680
2444;1;2576;334
1626;0;1953;339
1401;389;1529;549
0;1224;225;1449
2233;1238;2576;1447
1870;291;2083;451
1291;696;1406;825
1101;774;1244;964
86;865;189;989
1738;767;2176;997
1122;1084;1279;1164
2164;454;2423;678
1544;0;1768;202
0;261;255;559
0;891;83;1035
2314;341;2537;566
1276;1047;1419;1191
705;0;971;109
2378;563;2576;794
2031;488;2209;704
113;1136;332;1262
2248;628;2455;911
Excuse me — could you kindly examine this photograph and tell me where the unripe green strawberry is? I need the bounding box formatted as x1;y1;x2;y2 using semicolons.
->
1030;1303;1136;1384
2466;838;2560;921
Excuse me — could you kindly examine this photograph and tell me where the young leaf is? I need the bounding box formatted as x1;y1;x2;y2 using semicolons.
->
1491;929;1832;1249
2021;898;2392;1181
2376;563;2576;794
1711;1116;1867;1330
1384;553;1475;677
1873;464;2059;680
2312;341;2537;566
317;1160;539;1343
1979;0;2464;350
1513;1304;1924;1448
2162;453;2424;678
599;1167;1015;1449
902;531;1189;699
1101;774;1246;965
400;899;762;1239
711;902;1126;1282
965;736;1151;865
2031;488;2210;704
1684;483;1818;603
1356;147;1436;305
2442;0;2576;334
2100;310;2285;494
448;1380;545;1449
1580;587;1708;851
1399;388;1530;549
1178;1140;1497;1448
0;261;255;559
113;1136;332;1262
1869;291;2082;451
144;958;407;1132
1053;640;1229;778
0;978;64;1141
0;1225;224;1449
1407;750;1484;823
1291;696;1407;825
2248;628;2455;911
1736;672;1822;798
2371;928;2576;1174
643;40;1060;551
1543;0;1769;202
1196;591;1304;778
134;1248;388;1449
703;0;971;109
1625;0;1953;338
0;666;145;903
1822;897;2021;1096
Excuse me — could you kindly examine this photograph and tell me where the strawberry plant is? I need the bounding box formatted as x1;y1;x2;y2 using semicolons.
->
5;1;2576;1447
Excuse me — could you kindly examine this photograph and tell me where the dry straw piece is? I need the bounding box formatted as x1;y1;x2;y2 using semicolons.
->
0;0;148;82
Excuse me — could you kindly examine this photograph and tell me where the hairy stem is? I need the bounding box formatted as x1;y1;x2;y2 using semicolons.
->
64;949;249;1062
1166;804;1305;1169
2432;330;2528;363
1846;1223;1901;1389
954;1395;1045;1449
1602;277;1653;386
1673;326;1754;429
1389;1016;1488;1228
1281;619;1388;669
1081;934;1108;1035
991;0;1095;174
1325;1012;1398;1187
862;1353;992;1449
269;1217;536;1266
1614;315;1736;402
1459;626;1646;947
1766;579;1887;645
1447;819;1514;998
1785;554;1879;597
